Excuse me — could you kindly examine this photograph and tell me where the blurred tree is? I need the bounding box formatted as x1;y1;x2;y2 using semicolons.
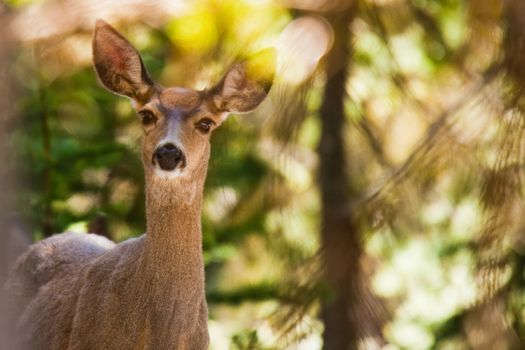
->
317;3;384;349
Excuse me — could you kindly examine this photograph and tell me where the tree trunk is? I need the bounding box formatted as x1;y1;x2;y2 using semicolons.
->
318;4;368;350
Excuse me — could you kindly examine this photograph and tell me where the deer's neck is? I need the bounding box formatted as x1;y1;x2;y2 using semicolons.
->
141;168;207;313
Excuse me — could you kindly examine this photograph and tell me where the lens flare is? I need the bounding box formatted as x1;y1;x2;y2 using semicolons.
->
276;16;333;85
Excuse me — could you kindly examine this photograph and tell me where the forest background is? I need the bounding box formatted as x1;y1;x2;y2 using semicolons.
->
0;0;523;349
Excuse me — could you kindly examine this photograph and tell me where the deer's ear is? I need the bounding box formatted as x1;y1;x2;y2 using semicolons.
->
92;20;154;99
209;49;275;114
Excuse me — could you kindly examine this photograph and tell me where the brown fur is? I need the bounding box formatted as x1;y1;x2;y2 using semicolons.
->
1;20;273;350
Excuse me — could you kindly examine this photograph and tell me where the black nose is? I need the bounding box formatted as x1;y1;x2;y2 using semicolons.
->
153;143;185;171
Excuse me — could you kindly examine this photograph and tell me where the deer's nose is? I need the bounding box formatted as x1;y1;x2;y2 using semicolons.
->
154;143;185;171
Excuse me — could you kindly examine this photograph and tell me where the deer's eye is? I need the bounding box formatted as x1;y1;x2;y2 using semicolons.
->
138;110;157;126
195;118;215;134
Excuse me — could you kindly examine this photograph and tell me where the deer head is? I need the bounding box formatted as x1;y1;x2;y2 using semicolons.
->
93;20;274;180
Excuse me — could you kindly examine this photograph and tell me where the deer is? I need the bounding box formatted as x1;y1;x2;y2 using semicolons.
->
1;19;274;350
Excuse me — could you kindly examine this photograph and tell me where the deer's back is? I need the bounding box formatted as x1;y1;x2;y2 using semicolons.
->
5;232;114;303
2;232;116;349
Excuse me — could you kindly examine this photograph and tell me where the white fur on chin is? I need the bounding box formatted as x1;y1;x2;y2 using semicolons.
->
153;167;185;179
